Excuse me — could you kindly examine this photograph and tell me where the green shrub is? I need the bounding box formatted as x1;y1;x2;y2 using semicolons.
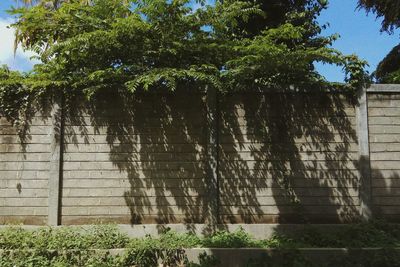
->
0;224;128;250
0;250;125;267
202;228;263;248
288;220;400;248
1;221;400;266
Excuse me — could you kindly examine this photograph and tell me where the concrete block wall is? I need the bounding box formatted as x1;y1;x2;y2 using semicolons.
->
0;114;52;225
61;92;210;224
0;86;399;226
218;92;360;223
368;89;400;219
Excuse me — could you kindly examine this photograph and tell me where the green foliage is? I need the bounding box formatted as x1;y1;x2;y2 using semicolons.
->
2;221;400;251
0;249;124;267
374;44;400;83
0;225;128;267
201;228;264;248
357;0;400;83
126;239;188;266
237;0;328;38
285;220;400;248
0;66;31;123
2;222;400;266
1;0;369;123
358;0;400;33
0;224;129;249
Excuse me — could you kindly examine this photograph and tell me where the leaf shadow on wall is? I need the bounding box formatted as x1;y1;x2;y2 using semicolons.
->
219;90;361;224
63;89;212;230
60;87;378;231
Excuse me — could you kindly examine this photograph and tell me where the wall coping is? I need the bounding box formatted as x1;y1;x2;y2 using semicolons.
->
367;84;400;93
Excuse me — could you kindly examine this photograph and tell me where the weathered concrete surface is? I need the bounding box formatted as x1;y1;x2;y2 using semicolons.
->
2;87;400;225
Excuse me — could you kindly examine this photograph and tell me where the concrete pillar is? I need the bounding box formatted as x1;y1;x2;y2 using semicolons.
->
205;87;220;227
48;96;64;226
356;87;372;221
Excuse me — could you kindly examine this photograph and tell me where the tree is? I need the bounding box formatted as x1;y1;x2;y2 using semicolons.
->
238;0;327;36
15;0;92;7
358;0;400;32
375;44;400;83
1;0;368;122
358;0;400;83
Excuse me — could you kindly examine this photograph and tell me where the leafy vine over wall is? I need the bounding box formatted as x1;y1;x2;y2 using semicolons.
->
0;0;369;125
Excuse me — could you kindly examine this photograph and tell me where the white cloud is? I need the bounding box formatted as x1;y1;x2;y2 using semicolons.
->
0;17;39;72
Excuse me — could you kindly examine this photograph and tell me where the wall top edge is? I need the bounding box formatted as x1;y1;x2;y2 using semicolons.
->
367;84;400;93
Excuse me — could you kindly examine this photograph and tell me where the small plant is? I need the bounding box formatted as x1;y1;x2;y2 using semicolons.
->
0;224;129;250
2;221;400;266
202;227;263;248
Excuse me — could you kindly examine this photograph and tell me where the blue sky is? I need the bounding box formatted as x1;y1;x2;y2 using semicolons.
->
0;0;398;82
316;0;399;81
